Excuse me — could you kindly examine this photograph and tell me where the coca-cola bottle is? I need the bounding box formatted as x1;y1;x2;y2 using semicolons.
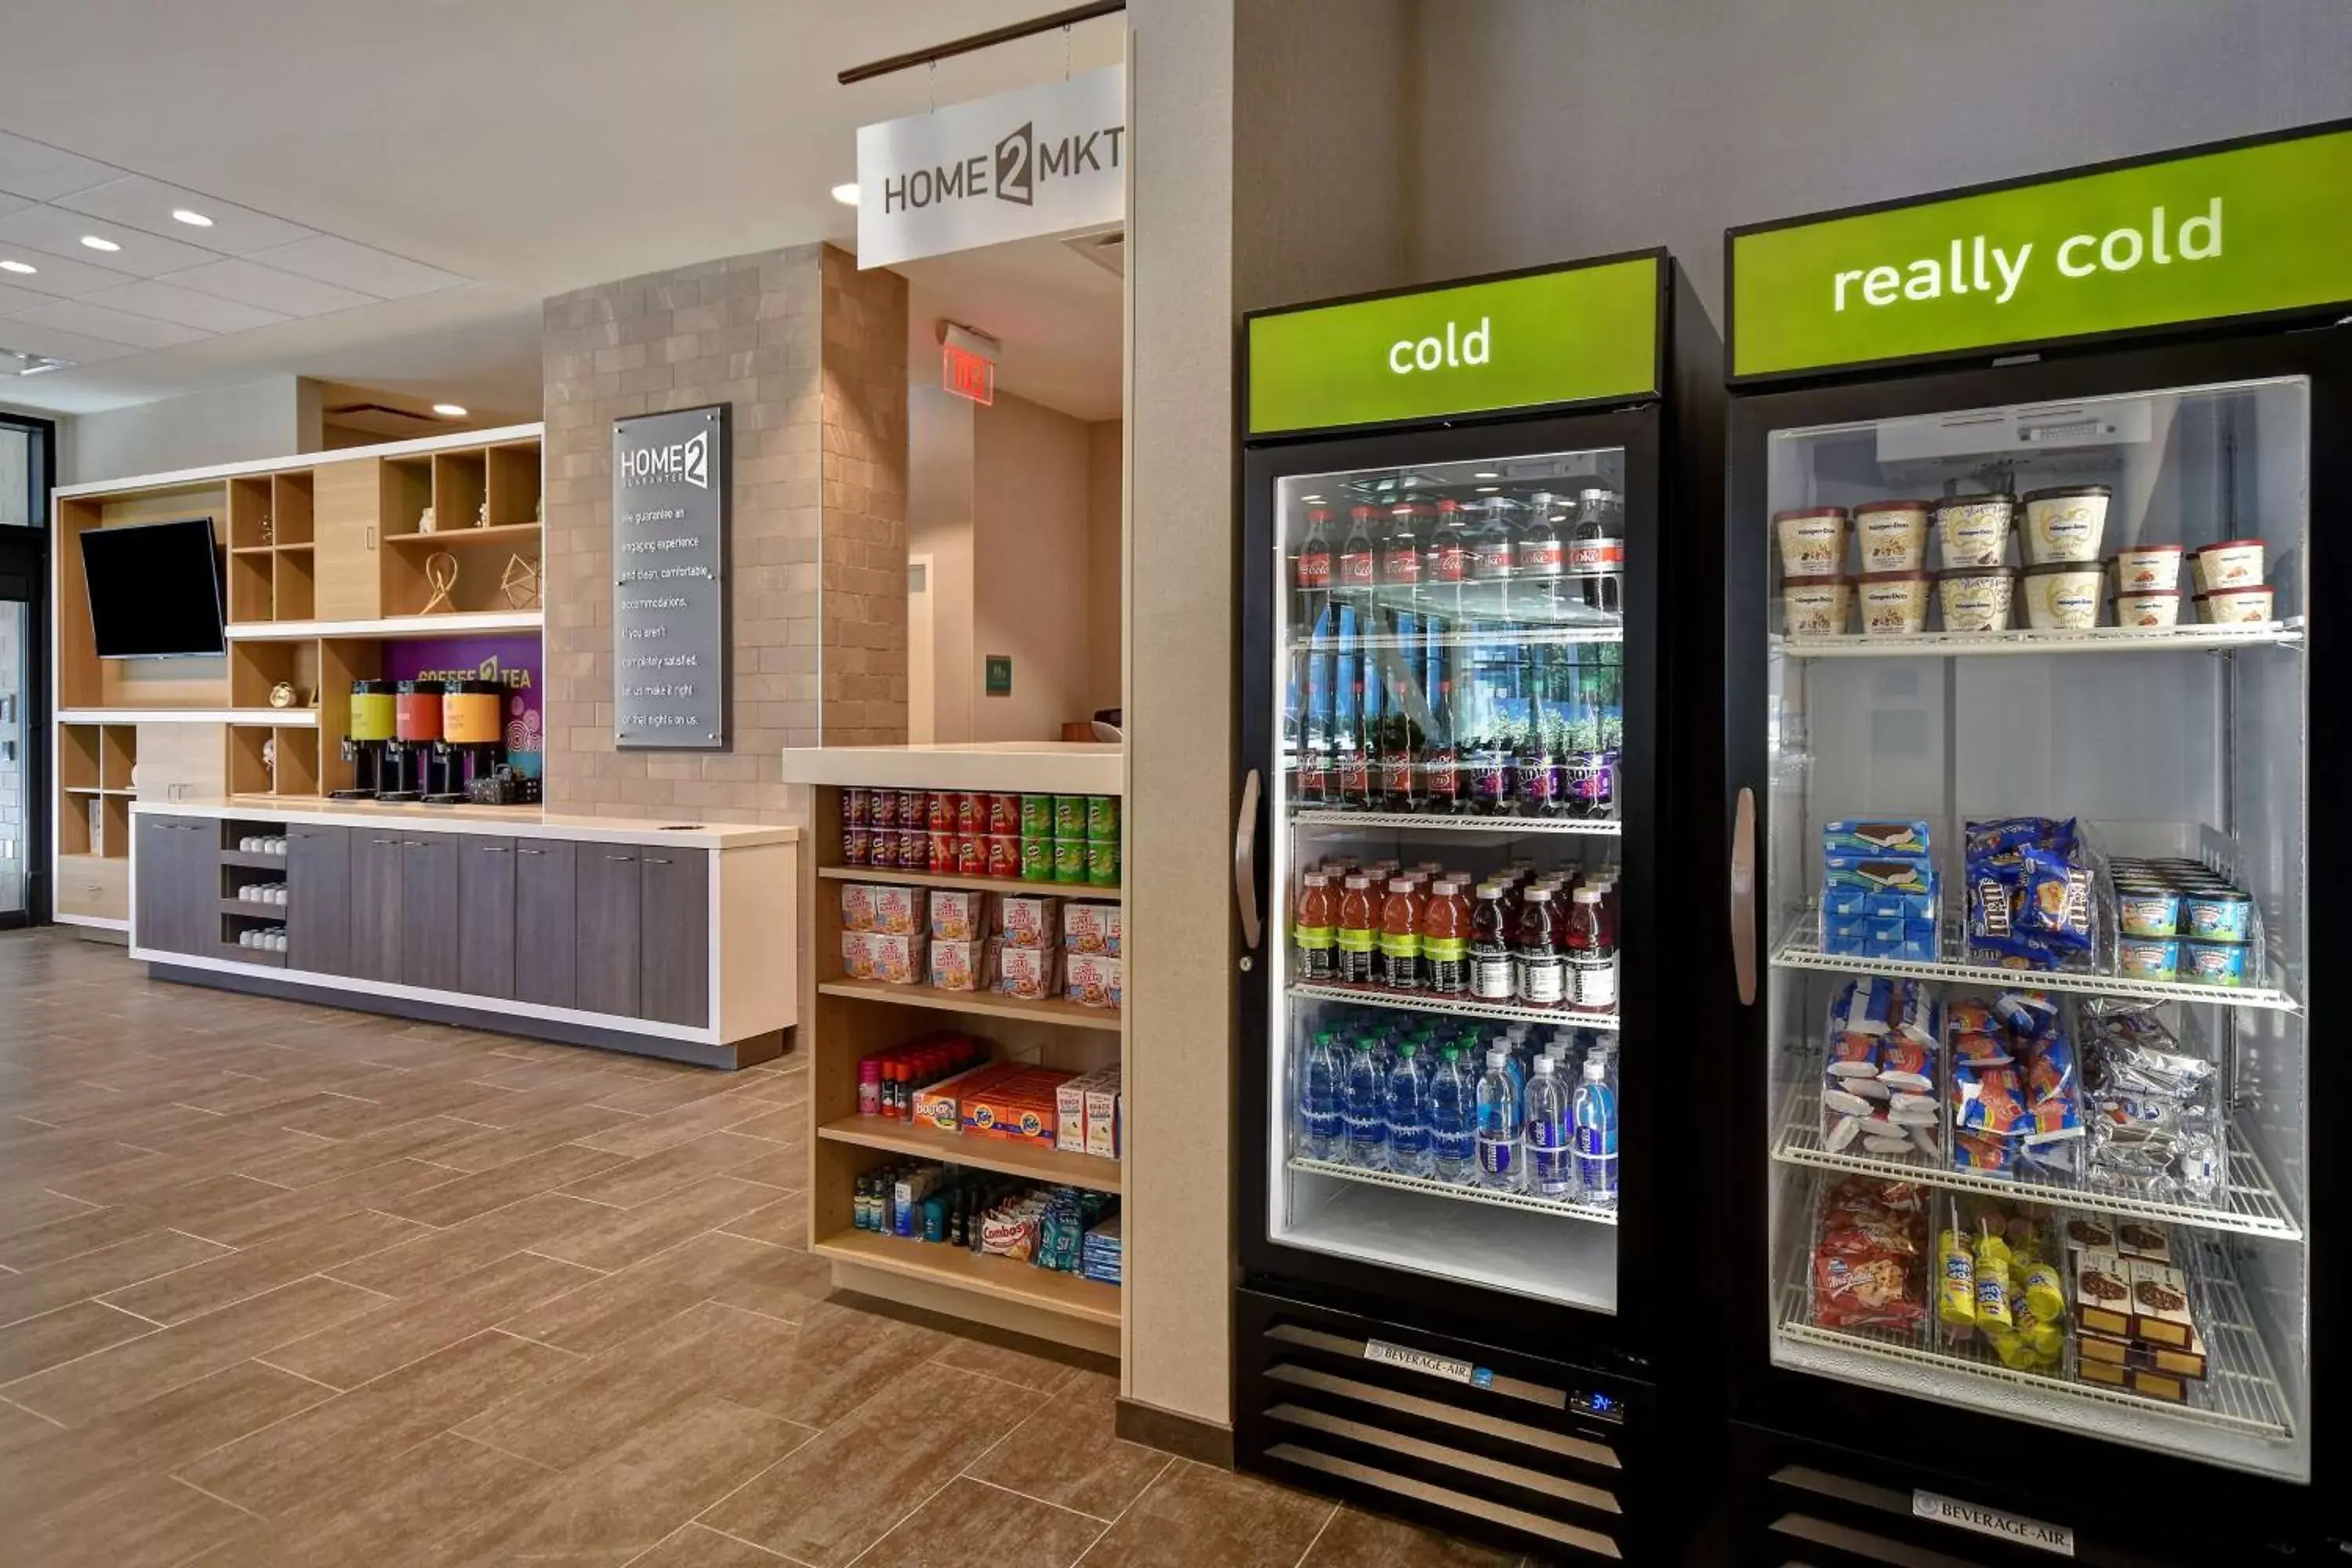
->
1518;493;1566;622
1294;505;1334;639
1338;506;1380;631
1334;633;1373;808
1468;495;1516;619
1377;655;1420;811
1423;499;1471;621
1381;504;1424;619
1569;488;1624;616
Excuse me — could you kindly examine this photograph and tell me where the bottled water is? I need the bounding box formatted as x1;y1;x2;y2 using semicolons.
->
1427;1044;1475;1183
1296;1030;1344;1161
1524;1055;1574;1197
1345;1037;1388;1170
1573;1055;1620;1208
1474;1046;1523;1190
1385;1042;1432;1178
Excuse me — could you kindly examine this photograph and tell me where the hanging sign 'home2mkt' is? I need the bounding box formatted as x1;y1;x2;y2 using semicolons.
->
1729;123;2352;380
1247;256;1661;437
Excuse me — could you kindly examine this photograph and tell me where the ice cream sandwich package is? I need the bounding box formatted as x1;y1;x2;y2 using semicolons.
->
1820;978;1941;1162
2080;997;2224;1205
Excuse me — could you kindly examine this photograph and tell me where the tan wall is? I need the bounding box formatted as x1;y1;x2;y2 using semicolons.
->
908;382;976;742
971;390;1094;741
819;249;912;746
1087;419;1123;716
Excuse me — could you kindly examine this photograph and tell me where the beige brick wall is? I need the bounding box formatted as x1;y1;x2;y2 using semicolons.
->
541;244;907;822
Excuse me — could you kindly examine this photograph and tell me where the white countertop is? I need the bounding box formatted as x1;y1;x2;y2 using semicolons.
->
132;797;798;850
779;742;1124;797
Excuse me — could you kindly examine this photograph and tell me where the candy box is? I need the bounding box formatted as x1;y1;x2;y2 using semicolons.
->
2126;1258;2196;1347
2074;1247;2133;1338
840;884;878;933
997;945;1062;1001
996;894;1062;951
927;937;998;993
1824;819;1933;858
931;889;985;942
2115;1219;2172;1265
871;886;927;937
1057;1072;1102;1153
1063;901;1122;956
1087;1078;1123;1159
1065;953;1122;1009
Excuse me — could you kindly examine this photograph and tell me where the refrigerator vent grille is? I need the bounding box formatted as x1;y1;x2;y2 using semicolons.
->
1266;1443;1624;1559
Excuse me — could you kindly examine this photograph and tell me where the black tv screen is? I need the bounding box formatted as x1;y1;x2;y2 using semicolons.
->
81;519;228;658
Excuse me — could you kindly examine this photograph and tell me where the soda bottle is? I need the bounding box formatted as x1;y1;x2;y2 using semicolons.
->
1474;1045;1523;1190
1298;641;1333;807
1570;488;1624;616
1345;1037;1388;1169
1333;625;1371;808
1573;1055;1620;1207
1381;503;1424;615
1563;643;1614;818
1338;506;1380;627
1422;880;1471;997
1519;494;1566;622
1375;655;1420;811
1296;1029;1343;1160
1294;505;1334;638
1514;886;1566;1007
1385;1041;1432;1178
1334;874;1377;985
1524;1055;1574;1197
1469;883;1515;1001
1375;878;1420;993
1423;499;1471;620
1463;648;1512;815
1468;495;1516;615
1427;1044;1475;1183
1515;643;1561;816
1293;872;1338;982
1567;886;1617;1012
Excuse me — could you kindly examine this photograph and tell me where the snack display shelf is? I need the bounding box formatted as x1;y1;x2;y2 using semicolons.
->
1290;982;1621;1032
1288;623;1624;653
1770;922;2299;1014
818;864;1120;896
1772;619;2303;659
817;1113;1121;1192
1770;1084;2303;1240
1773;1244;2296;1461
810;1228;1120;1327
1288;1155;1619;1226
1290;809;1621;837
816;978;1120;1031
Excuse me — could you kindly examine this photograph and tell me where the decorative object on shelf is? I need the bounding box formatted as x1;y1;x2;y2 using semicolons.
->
422;551;459;613
87;798;103;851
258;512;274;546
474;499;489;528
501;552;540;610
260;735;277;773
535;494;543;524
417;504;437;535
268;681;297;710
467;763;543;806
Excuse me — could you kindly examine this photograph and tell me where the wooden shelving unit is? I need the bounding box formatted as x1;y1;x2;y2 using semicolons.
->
817;978;1119;1030
819;863;1122;898
811;1229;1121;1329
816;1113;1123;1191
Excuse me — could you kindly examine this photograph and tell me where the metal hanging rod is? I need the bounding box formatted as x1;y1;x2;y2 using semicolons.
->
837;1;1123;85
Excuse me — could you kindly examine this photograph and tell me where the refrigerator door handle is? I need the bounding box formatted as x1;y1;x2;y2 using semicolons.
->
1234;768;1262;952
1731;786;1758;1007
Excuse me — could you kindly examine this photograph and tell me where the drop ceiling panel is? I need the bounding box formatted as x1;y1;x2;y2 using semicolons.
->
0;192;30;221
0;280;52;316
0;203;227;276
0;129;123;202
245;235;466;299
79;279;291;333
0;318;136;364
0;245;136;298
52;176;319;256
13;298;211;349
160;257;378;318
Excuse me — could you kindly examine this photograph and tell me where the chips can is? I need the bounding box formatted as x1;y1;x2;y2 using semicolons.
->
1087;837;1119;887
953;791;984;836
1053;837;1087;884
1020;794;1054;837
955;833;986;877
928;829;956;873
843;786;871;826
1053;795;1087;840
868;828;898;869
895;826;924;871
1086;796;1119;839
987;792;1022;837
870;788;899;830
842;826;871;866
1020;836;1053;882
986;834;1020;880
926;790;953;832
896;789;927;831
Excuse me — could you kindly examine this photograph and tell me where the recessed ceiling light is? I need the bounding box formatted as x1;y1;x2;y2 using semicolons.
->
1300;495;1324;503
830;183;860;207
431;403;469;419
1472;471;1500;480
1476;486;1501;493
0;260;34;274
171;209;214;227
79;235;121;252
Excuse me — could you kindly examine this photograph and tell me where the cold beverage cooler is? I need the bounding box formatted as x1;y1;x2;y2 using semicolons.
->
1715;125;2350;1564
1232;253;1720;1562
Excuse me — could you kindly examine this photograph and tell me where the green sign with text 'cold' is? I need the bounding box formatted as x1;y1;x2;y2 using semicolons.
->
1730;126;2352;379
1247;258;1659;436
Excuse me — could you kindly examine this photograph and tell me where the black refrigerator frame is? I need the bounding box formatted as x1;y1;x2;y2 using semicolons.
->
1230;250;1723;1563
1713;305;2350;1563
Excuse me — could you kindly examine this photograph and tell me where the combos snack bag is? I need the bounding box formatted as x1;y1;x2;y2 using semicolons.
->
1965;817;2096;971
1812;1178;1928;1334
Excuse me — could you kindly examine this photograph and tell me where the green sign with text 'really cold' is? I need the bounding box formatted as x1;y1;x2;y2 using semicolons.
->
1730;125;2352;379
1247;257;1659;436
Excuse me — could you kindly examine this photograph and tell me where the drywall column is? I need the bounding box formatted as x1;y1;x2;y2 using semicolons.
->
818;248;911;746
1123;0;1411;1448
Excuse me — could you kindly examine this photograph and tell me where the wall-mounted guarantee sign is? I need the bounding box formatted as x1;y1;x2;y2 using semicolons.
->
612;405;729;751
855;64;1125;269
1730;122;2352;379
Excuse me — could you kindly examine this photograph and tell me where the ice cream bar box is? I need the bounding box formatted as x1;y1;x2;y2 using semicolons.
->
931;888;985;942
2074;1247;2132;1338
1824;854;1936;898
1823;819;1934;858
2077;1327;2207;1381
2126;1259;2196;1347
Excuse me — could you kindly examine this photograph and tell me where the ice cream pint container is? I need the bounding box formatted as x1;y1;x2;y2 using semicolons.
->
1854;499;1930;573
2111;544;2183;593
2114;590;2181;628
2021;485;2110;564
1934;568;2014;633
1933;495;2015;568
1774;506;1849;579
2021;563;2103;630
2192;539;2266;592
1782;576;1854;636
1857;570;1931;635
2194;584;2275;624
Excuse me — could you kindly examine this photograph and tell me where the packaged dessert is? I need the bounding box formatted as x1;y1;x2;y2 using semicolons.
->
1811;1178;1927;1334
1782;575;1853;636
2195;583;2275;624
996;894;1062;950
2191;538;2266;592
1934;495;2015;568
2180;939;2249;988
2074;1247;2132;1337
1823;819;1933;858
1935;567;2013;632
2063;1216;2116;1254
2020;563;2103;629
2111;543;2184;593
2116;887;2182;938
1857;570;1931;634
2114;590;2181;628
2126;1258;2196;1347
931;888;984;942
1063;901;1123;956
1775;506;1850;579
2115;938;2180;982
1854;499;1930;572
840;884;878;933
1064;952;1123;1009
2020;485;2110;564
2182;890;2252;943
871;885;927;937
2115;1220;2172;1265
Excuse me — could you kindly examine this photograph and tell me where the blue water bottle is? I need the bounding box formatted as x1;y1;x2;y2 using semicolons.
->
1297;1029;1343;1161
1345;1037;1388;1170
1573;1055;1619;1207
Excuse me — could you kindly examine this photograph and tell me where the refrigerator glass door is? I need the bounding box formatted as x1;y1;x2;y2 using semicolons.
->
1759;376;2310;1480
1268;447;1628;1313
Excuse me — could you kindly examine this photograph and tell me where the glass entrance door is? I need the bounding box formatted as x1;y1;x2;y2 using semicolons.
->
0;412;53;927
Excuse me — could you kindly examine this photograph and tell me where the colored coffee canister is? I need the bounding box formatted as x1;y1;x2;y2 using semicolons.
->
441;680;503;745
394;680;444;742
348;680;396;742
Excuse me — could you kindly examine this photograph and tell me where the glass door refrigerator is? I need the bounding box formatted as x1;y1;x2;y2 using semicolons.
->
1715;122;2350;1565
1231;252;1721;1564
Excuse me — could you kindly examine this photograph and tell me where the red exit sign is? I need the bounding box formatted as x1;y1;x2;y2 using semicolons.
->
943;343;996;405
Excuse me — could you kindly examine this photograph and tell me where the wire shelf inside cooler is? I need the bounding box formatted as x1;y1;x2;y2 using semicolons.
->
1770;619;2304;659
1287;1155;1619;1227
1290;808;1621;837
1290;982;1621;1031
1769;1083;2303;1240
1277;1169;1620;1314
1290;622;1626;653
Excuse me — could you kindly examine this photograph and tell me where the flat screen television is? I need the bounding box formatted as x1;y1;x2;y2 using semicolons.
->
81;518;228;658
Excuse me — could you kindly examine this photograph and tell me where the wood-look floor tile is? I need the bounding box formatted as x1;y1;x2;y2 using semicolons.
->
399;1101;643;1175
717;1194;808;1249
571;1086;787;1157
385;1145;631;1229
2;1469;258;1568
179;1330;578;1522
47;1131;324;1209
857;1475;1108;1568
555;1131;792;1209
234;1429;553;1566
928;1332;1087;1395
0;1227;231;1328
1073;1461;1335;1568
0;1298;157;1383
265;1250;597;1389
1298;1506;1526;1567
586;1071;746;1117
966;1371;1173;1522
327;1189;608;1298
0;1173;285;1269
718;1105;804;1145
0;1185;101;1241
226;1113;502;1187
4;1273;388;1426
628;1523;791;1566
191;1157;459;1248
100;1209;425;1326
527;1175;782;1272
498;1232;828;1356
699;1364;1040;1567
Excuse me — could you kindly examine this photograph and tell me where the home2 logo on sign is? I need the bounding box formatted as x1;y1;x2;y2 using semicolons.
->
1388;317;1491;376
1833;199;2223;314
880;118;1123;214
619;429;708;491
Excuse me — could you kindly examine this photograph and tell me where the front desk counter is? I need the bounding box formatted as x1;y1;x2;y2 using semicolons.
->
129;799;797;1068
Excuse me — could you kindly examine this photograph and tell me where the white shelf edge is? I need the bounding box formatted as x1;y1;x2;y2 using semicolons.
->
1292;809;1621;837
54;913;129;932
58;708;318;726
53;421;545;499
1770;925;2299;1014
1288;625;1625;652
1290;982;1621;1032
1289;1156;1619;1226
1773;619;2302;659
226;610;545;642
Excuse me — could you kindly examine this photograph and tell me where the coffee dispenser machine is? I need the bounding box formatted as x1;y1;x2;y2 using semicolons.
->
426;680;505;804
329;680;396;800
379;680;441;802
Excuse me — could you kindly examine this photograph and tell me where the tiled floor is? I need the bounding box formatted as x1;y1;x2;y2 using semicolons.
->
0;931;1526;1567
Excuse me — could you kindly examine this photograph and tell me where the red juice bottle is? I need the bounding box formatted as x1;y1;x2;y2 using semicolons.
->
1470;882;1515;1001
1514;887;1566;1007
1566;885;1617;1012
1424;880;1472;997
1377;879;1421;993
1335;875;1377;986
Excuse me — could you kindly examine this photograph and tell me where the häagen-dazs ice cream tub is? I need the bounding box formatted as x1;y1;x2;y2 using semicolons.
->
2192;539;2266;593
1854;499;1931;573
1775;507;1849;579
1783;576;1854;636
1857;570;1931;635
2194;584;2275;624
2111;543;2183;593
2020;562;2103;630
1933;494;2015;568
2020;485;2110;564
2114;590;2181;628
1934;567;2014;632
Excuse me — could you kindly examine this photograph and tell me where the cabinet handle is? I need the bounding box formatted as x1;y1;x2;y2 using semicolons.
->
518;847;546;855
365;524;376;550
604;854;634;862
481;845;509;854
1730;785;1758;1008
645;856;671;865
372;837;398;845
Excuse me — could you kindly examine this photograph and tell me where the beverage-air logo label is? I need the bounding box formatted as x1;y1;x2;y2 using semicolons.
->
1731;125;2352;377
1363;1340;1476;1385
1913;1490;2075;1556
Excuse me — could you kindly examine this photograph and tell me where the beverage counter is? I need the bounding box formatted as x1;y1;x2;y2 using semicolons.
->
127;799;798;1067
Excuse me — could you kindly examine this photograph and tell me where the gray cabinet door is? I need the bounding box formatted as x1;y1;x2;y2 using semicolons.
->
133;813;172;952
458;837;517;1000
286;823;350;977
166;818;212;956
639;848;710;1028
400;833;461;993
350;832;404;982
575;845;641;1018
514;840;576;1009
